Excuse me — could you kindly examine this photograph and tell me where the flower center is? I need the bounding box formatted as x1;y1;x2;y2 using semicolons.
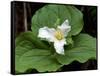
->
55;30;64;40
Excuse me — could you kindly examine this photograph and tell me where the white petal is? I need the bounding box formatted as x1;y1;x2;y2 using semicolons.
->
38;27;55;42
54;39;66;55
58;19;71;37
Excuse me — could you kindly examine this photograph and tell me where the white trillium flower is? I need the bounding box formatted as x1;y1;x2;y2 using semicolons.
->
38;19;71;55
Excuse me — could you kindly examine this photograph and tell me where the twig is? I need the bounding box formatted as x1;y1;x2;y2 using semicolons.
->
23;2;28;31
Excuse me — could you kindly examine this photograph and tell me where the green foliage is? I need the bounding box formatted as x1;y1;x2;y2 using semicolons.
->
16;32;62;73
73;34;96;49
15;4;96;73
31;5;83;36
56;34;96;65
16;31;49;49
16;32;96;73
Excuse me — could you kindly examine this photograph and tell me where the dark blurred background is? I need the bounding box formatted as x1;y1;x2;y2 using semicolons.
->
11;1;97;74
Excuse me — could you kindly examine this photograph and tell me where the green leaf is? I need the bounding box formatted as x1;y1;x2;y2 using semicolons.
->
16;31;49;49
16;49;62;72
66;37;73;45
16;32;62;73
56;34;96;65
73;33;96;49
31;4;83;36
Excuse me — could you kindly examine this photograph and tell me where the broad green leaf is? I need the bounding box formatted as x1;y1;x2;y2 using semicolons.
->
31;4;83;36
16;31;49;49
16;32;62;73
16;49;62;72
73;33;96;49
56;34;96;65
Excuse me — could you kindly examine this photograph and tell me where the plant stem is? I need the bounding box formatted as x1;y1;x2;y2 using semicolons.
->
23;2;28;32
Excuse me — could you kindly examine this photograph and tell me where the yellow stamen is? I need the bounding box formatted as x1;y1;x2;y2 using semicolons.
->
55;30;64;40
